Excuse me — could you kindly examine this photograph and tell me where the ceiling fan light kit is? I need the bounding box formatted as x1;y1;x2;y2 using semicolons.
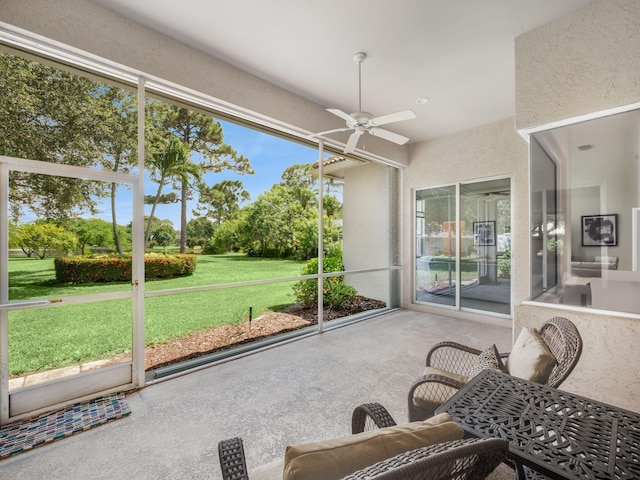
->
312;51;416;154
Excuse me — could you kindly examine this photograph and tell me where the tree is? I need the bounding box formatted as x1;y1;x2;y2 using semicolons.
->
69;218;114;255
145;135;199;248
186;217;215;248
8;218;19;249
323;195;342;218
158;105;254;253
0;53;107;220
14;223;77;259
236;183;317;259
196;180;250;225
280;163;317;208
228;162;344;260
94;86;139;254
149;220;176;251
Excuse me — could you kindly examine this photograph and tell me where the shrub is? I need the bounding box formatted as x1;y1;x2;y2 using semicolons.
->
497;243;511;278
54;253;197;283
292;257;357;308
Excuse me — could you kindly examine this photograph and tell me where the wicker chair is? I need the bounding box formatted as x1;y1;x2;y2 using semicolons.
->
218;436;507;480
408;316;582;421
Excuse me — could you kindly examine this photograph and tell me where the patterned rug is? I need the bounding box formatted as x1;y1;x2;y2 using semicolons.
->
0;392;130;459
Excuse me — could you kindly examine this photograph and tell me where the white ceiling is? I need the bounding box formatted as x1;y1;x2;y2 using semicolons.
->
93;0;596;145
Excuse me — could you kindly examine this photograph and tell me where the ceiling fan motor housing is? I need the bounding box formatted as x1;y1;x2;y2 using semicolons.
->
348;111;373;127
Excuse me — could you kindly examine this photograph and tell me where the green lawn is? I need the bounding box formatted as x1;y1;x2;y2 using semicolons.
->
8;253;305;375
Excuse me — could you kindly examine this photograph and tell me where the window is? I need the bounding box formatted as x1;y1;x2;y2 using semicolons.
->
529;107;640;314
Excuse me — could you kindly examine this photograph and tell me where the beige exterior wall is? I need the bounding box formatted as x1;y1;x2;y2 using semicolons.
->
514;0;640;411
0;0;408;165
343;163;393;303
515;0;640;131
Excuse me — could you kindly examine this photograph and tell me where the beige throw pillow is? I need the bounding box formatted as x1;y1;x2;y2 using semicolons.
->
282;412;464;480
506;327;557;384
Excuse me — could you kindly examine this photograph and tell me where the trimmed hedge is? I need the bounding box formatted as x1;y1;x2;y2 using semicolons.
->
54;253;197;284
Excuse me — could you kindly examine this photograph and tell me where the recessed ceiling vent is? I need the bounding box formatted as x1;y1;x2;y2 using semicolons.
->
578;144;593;151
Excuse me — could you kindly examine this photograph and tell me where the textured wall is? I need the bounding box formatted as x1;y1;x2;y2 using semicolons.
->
515;0;640;131
515;0;640;410
0;0;408;164
403;118;529;323
343;162;392;303
515;303;640;411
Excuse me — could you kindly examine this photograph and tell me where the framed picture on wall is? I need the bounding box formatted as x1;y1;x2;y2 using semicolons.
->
582;214;617;246
473;221;495;246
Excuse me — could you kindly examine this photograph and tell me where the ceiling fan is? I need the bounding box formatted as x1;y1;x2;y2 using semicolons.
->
312;52;416;154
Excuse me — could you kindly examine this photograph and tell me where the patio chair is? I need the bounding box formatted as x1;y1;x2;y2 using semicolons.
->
218;404;508;480
407;316;582;421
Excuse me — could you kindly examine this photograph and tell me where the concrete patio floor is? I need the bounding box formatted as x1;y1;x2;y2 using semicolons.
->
1;309;513;479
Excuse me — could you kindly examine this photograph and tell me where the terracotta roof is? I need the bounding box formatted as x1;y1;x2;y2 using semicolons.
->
312;155;347;169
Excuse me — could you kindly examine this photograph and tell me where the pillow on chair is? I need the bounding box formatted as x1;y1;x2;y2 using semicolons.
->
467;344;503;378
283;412;464;480
506;327;556;384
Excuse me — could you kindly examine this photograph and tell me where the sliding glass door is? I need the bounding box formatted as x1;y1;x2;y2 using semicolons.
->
415;178;511;316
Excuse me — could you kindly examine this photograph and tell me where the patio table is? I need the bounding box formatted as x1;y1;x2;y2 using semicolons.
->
436;369;640;479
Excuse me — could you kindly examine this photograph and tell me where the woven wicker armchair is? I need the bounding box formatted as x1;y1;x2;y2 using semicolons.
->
219;403;508;480
408;317;582;421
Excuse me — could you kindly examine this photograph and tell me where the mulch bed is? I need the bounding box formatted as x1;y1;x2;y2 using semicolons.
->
144;296;386;370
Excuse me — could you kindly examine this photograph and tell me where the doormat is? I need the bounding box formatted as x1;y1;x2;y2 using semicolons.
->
0;391;130;460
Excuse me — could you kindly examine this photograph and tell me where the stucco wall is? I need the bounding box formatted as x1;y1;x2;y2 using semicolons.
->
403;118;529;324
343;162;392;303
515;304;639;411
515;0;640;131
0;0;408;164
514;0;640;411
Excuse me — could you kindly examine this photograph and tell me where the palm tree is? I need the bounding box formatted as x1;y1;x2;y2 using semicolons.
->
145;135;200;247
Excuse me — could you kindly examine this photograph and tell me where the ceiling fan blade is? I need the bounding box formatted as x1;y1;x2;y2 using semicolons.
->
309;127;352;138
343;131;362;154
369;127;410;145
327;108;357;124
369;110;416;127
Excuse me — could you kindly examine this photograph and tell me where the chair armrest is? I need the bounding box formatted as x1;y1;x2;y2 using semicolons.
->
352;402;398;433
409;373;467;397
407;373;468;422
426;342;483;375
218;437;249;480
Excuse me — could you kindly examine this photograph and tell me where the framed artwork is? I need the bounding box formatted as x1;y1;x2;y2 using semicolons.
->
582;214;617;246
473;221;495;246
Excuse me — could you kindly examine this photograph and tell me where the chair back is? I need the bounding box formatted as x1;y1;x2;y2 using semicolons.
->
341;438;508;480
538;317;582;388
